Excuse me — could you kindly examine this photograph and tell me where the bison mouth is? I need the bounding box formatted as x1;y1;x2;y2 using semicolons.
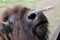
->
35;20;48;27
32;20;48;35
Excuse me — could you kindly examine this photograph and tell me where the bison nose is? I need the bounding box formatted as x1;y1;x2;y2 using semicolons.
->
28;13;36;19
27;9;41;20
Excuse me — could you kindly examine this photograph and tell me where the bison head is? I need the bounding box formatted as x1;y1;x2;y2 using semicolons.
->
0;5;49;40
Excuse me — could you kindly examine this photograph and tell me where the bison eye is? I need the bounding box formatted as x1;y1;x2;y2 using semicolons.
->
28;13;36;19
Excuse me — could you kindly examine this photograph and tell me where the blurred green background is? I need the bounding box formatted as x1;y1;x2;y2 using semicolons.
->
0;0;36;8
0;0;60;37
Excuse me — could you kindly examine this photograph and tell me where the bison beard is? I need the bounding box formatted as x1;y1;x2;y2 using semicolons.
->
0;5;48;40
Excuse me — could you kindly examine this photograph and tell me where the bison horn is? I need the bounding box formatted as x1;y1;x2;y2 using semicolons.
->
33;5;54;13
42;5;54;11
0;21;9;26
35;5;54;12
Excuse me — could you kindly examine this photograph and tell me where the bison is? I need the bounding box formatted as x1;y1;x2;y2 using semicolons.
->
0;5;52;40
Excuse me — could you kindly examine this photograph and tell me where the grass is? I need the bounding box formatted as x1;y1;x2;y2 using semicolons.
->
49;3;60;33
0;0;36;9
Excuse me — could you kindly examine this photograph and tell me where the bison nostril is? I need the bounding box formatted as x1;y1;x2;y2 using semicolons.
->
28;13;36;19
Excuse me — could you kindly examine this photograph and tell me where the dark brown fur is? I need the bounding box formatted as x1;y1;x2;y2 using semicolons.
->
0;5;49;40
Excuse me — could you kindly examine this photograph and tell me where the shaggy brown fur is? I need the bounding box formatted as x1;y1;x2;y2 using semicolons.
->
0;5;48;40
